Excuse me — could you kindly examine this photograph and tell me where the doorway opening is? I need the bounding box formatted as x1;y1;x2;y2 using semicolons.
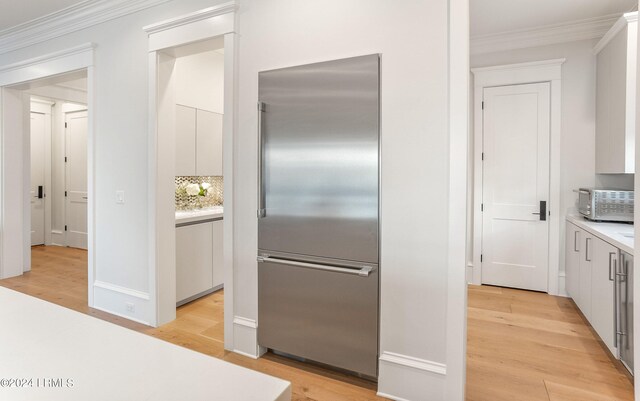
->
0;69;91;312
154;36;228;345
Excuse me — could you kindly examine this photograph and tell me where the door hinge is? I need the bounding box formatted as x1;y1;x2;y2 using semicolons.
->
482;101;484;110
481;254;483;263
65;191;67;197
482;152;484;161
65;122;68;128
481;203;484;212
64;225;67;232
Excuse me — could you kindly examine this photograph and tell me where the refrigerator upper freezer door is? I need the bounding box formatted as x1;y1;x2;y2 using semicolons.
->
619;252;634;374
258;54;380;264
258;258;379;377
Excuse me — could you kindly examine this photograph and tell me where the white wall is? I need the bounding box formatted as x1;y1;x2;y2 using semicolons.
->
235;1;452;399
469;39;600;287
175;50;224;114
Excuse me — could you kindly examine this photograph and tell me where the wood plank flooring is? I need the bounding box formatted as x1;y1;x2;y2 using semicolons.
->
467;284;634;401
2;246;382;401
1;247;634;400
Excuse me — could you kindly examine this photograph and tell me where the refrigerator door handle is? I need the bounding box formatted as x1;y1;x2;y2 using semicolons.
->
257;101;266;218
257;256;374;277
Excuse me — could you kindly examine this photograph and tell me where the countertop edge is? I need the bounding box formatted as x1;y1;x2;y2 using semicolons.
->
175;208;224;225
566;215;634;255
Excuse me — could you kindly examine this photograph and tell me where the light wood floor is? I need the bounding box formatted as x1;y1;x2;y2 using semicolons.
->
467;284;634;401
2;246;382;401
1;246;634;401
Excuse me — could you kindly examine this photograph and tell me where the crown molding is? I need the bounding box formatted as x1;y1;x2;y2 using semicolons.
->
143;2;237;34
471;58;566;74
593;11;638;54
0;0;171;55
471;13;620;56
0;43;95;74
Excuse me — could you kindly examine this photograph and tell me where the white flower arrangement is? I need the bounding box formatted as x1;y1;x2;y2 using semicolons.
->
186;184;200;196
184;183;213;197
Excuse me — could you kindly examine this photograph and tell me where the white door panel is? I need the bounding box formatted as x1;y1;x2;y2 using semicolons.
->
482;82;551;292
65;111;88;250
30;112;46;246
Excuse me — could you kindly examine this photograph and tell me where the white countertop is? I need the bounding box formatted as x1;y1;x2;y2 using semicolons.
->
566;214;634;255
175;207;224;225
0;287;290;401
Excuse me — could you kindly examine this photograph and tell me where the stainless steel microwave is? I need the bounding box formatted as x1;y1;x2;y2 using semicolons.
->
578;188;634;223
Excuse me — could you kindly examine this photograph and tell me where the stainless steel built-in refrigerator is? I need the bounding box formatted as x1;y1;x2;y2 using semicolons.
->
617;251;634;374
257;54;380;378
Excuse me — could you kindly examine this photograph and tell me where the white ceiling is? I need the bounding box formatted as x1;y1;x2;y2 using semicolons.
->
471;0;638;37
0;0;85;32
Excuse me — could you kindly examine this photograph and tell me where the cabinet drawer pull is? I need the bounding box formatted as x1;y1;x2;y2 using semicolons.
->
574;231;579;252
609;252;616;281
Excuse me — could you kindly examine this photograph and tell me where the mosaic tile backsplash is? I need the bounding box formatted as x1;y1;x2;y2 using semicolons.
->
175;176;224;210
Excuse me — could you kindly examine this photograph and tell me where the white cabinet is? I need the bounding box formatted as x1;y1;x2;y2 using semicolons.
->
196;110;223;176
591;238;618;355
175;105;223;176
578;232;593;319
565;221;593;317
565;222;581;299
565;220;618;355
212;219;224;288
176;218;224;305
175;105;197;176
176;222;214;303
594;13;637;173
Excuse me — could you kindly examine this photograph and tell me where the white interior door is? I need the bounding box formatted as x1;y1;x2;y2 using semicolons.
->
65;110;88;250
30;112;46;246
482;82;551;292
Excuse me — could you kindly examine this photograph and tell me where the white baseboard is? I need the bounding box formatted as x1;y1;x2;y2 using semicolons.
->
466;263;473;284
233;316;266;358
378;351;446;401
93;281;152;325
50;230;65;247
557;272;569;297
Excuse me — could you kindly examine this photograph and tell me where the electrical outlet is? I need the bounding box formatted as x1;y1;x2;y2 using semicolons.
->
116;190;125;204
125;303;135;313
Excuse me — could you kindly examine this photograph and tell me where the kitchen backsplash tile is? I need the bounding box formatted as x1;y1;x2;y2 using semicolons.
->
175;176;223;210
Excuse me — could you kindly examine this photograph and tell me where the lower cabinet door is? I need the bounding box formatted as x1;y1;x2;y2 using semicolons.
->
176;222;214;303
578;232;593;319
212;220;224;288
565;222;581;299
591;237;618;355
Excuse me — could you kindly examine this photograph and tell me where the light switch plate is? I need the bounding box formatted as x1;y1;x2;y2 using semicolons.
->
116;190;125;204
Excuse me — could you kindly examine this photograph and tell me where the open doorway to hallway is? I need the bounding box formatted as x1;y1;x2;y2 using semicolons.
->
0;70;90;312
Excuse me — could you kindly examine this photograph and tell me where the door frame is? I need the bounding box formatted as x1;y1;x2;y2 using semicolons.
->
143;2;238;353
471;59;564;295
0;43;95;305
